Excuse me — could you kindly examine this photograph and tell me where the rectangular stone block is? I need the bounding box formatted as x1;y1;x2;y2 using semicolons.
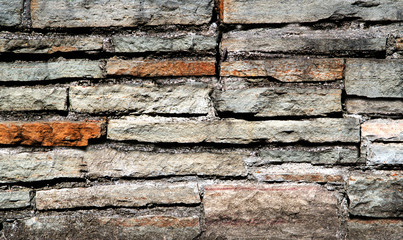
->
367;143;403;166
345;59;403;98
0;33;104;53
107;116;360;144
106;59;215;77
348;219;403;240
252;164;346;183
0;148;85;183
346;99;403;115
214;87;341;117
0;121;104;146
361;119;403;142
112;34;216;53
203;183;339;239
70;84;211;115
36;183;200;210
3;214;200;240
31;0;213;28
85;147;246;178
220;0;403;24
0;87;67;111
348;171;403;217
0;60;103;82
0;0;23;26
220;59;344;82
0;190;30;209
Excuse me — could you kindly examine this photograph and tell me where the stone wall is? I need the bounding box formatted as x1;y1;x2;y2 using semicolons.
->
0;0;402;239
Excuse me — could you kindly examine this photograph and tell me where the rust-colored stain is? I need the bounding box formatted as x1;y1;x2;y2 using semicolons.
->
0;121;104;146
100;216;199;228
396;38;403;50
30;0;39;18
106;59;216;77
218;0;224;21
48;46;78;54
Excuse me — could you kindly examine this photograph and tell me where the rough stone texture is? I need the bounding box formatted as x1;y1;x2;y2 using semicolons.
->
0;60;103;82
36;183;200;210
220;0;403;24
3;214;200;240
255;147;361;165
0;33;104;53
220;59;344;82
348;219;403;240
397;38;403;50
252;164;346;183
70;84;211;114
361;119;403;142
0;190;30;209
85;147;246;178
0;121;103;146
0;0;23;26
346;99;403;115
108;116;360;144
106;59;215;77
0;87;67;111
348;171;403;217
345;59;403;98
31;0;213;28
203;183;339;239
214;87;341;117
113;34;216;53
367;143;403;166
0;148;85;183
222;27;388;54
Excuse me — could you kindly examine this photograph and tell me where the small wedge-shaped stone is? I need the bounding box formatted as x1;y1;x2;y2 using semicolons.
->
0;190;30;209
361;119;403;142
107;116;360;144
36;183;200;210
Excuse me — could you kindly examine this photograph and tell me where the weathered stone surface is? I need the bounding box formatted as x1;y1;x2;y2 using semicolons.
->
345;59;403;98
0;0;23;26
0;121;103;146
0;148;85;183
0;190;30;209
106;59;215;77
86;147;246;178
3;214;201;240
70;84;211;114
367;143;403;166
108;116;360;144
0;60;103;82
397;38;403;50
221;0;403;24
36;183;200;210
255;147;360;165
214;87;341;116
0;87;67;111
346;99;403;115
361;119;403;142
348;219;403;240
31;0;213;28
222;27;387;54
253;164;346;183
348;171;403;217
113;34;216;53
220;59;344;82
0;33;103;53
203;183;339;239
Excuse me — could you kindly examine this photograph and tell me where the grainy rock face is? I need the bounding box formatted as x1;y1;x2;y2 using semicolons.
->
0;190;31;209
0;0;23;26
347;219;403;240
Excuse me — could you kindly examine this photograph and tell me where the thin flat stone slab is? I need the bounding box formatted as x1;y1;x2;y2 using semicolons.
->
348;219;403;240
346;99;403;115
367;143;403;166
361;119;403;142
0;190;31;209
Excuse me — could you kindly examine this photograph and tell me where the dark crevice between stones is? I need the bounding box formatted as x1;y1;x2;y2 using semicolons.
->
348;215;403;220
226;50;387;59
70;112;209;118
0;178;86;189
215;111;344;121
87;174;248;182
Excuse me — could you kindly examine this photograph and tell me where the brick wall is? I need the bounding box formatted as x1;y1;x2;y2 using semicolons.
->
0;0;402;239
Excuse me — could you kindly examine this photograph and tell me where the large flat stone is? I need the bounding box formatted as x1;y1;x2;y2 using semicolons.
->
203;183;339;239
85;147;246;178
0;148;85;183
361;119;403;142
345;59;403;98
346;99;403;115
0;190;30;209
367;143;403;166
214;87;341;116
348;171;403;217
31;0;213;28
348;219;403;240
70;84;211;114
36;183;200;210
0;0;23;26
107;116;360;144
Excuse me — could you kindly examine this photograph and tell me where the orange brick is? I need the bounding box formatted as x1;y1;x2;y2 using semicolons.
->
0;121;104;146
106;59;216;77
